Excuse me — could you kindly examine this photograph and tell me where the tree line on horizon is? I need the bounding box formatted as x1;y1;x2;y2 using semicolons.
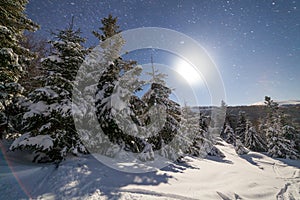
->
221;96;300;159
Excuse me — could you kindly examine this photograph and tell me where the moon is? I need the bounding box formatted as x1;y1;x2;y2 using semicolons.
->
175;59;203;85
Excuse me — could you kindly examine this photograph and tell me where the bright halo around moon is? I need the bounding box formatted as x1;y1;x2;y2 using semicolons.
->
175;59;204;85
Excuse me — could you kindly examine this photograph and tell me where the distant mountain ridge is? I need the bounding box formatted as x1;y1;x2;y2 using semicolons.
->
227;103;300;130
251;100;300;106
195;101;300;130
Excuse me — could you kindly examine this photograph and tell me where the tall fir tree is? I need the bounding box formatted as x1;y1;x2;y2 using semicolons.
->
181;106;220;158
141;58;182;160
0;0;39;139
257;117;267;140
267;126;299;159
235;111;247;143
264;96;299;159
221;121;236;145
235;138;249;155
93;14;146;156
282;125;300;153
93;14;184;161
146;84;182;160
180;104;203;157
244;119;267;152
10;18;88;162
210;100;227;139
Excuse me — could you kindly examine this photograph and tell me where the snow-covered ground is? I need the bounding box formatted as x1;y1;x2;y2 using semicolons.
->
1;140;299;200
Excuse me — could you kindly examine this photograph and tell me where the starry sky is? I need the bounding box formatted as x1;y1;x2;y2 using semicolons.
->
26;0;300;106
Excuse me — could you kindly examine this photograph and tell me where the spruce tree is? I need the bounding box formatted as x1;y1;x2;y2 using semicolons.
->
183;107;222;158
267;126;299;159
0;0;39;139
221;122;236;145
142;84;181;160
282;125;300;153
282;125;297;141
181;105;204;157
92;14;121;42
93;14;183;160
235;111;247;143
93;14;146;155
235;138;249;155
257;117;267;140
244;119;266;152
264;96;299;159
141;59;182;160
10;19;88;162
146;55;167;85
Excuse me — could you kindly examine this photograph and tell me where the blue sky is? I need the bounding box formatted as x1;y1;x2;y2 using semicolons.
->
26;0;300;105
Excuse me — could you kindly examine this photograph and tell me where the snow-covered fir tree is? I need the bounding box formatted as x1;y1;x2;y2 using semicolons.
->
267;126;299;159
282;125;300;153
177;105;225;158
282;125;297;141
142;83;182;160
77;14;182;161
244;119;266;152
93;14;146;156
130;58;167;161
257;117;267;140
10;19;88;162
235;111;247;143
95;62;144;154
141;57;178;157
187;108;223;158
221;121;236;145
180;105;204;157
146;54;167;85
264;96;299;159
211;100;227;136
0;0;39;139
235;138;249;155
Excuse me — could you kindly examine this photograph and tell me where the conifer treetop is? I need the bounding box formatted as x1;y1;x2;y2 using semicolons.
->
52;16;85;45
146;54;167;86
93;14;121;41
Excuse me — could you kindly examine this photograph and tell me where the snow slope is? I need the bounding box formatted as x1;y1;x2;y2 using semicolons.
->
1;140;299;200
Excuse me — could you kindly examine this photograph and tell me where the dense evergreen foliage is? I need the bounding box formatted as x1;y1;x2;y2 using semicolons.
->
0;0;39;139
221;121;236;145
244;119;266;152
264;96;299;159
235;111;247;143
10;19;88;162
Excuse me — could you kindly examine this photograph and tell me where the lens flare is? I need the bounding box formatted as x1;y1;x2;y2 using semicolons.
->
175;59;204;85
